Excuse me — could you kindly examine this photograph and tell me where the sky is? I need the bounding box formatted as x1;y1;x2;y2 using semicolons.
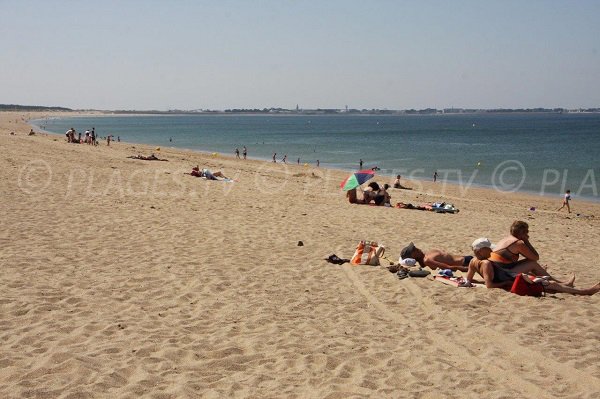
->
1;0;599;110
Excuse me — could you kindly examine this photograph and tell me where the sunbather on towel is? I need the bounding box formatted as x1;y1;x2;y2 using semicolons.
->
202;168;228;180
400;242;473;272
188;166;229;180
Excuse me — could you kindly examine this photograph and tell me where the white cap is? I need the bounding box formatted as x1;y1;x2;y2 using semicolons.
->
472;237;494;251
399;258;416;266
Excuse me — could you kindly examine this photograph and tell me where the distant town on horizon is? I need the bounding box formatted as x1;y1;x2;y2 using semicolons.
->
1;103;599;115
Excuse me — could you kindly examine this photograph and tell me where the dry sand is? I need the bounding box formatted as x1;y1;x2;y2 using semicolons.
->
1;112;599;398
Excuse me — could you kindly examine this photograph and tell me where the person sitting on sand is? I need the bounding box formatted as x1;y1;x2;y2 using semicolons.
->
393;175;402;189
488;220;567;282
399;242;473;272
362;182;376;204
393;174;412;190
364;182;386;205
461;237;518;288
380;183;391;205
462;238;598;294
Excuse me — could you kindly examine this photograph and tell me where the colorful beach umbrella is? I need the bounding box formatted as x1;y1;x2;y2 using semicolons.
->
340;169;375;191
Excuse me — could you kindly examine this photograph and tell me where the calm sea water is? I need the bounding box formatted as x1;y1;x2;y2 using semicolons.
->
32;113;600;201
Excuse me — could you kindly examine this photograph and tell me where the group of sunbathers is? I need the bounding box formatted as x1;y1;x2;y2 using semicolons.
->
346;182;458;213
346;182;392;206
398;220;600;295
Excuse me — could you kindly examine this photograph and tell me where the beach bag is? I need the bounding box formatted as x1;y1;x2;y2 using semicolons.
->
510;274;544;297
351;240;385;266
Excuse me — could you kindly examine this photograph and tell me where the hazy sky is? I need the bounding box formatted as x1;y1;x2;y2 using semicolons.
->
2;1;599;110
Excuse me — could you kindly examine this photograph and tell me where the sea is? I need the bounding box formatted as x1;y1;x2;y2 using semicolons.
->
32;113;600;201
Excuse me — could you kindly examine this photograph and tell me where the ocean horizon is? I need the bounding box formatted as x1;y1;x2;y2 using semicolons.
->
32;113;600;202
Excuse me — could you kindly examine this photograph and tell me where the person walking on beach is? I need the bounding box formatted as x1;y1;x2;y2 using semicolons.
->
272;153;277;163
359;159;363;169
235;148;240;158
282;154;287;163
107;135;111;146
317;160;320;167
297;157;300;165
556;190;571;213
243;146;247;160
91;128;96;145
433;171;438;182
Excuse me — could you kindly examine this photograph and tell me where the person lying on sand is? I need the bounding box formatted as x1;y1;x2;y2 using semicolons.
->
399;242;473;272
128;154;168;161
460;238;595;295
187;166;229;180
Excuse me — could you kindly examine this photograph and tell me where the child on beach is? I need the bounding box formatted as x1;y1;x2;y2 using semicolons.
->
557;190;571;213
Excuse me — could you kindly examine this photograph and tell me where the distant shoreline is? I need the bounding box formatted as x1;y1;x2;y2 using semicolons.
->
3;104;600;116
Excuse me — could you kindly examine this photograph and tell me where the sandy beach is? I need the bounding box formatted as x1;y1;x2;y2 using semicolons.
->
1;111;599;398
